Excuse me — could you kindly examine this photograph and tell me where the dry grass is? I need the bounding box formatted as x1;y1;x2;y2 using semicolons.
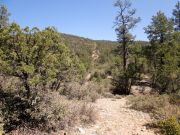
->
128;94;180;135
32;91;97;133
1;91;97;135
0;75;21;93
0;78;99;134
128;94;180;120
61;82;101;102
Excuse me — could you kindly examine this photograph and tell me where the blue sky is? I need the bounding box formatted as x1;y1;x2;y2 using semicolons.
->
1;0;178;41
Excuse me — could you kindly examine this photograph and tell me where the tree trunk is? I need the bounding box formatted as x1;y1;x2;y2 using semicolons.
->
123;43;126;71
122;41;130;95
51;80;61;91
24;80;30;99
122;42;128;71
22;72;30;99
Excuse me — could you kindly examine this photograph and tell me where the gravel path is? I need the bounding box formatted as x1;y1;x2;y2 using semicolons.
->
73;97;156;135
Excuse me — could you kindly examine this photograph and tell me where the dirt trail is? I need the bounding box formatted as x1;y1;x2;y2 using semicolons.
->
74;97;156;135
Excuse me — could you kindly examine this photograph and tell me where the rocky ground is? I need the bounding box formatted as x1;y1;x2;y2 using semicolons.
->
70;97;157;135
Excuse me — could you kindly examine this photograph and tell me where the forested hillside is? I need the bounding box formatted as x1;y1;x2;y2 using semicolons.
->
62;33;119;70
62;33;149;81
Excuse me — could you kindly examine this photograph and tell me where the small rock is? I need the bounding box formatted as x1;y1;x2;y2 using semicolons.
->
77;127;86;134
141;127;146;131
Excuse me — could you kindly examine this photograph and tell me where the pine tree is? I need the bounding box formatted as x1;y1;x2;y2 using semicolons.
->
0;5;10;28
113;0;140;95
145;11;179;93
173;1;180;31
114;0;140;71
145;11;173;44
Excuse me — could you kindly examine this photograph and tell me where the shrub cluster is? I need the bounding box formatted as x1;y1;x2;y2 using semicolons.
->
61;82;101;102
156;116;180;135
1;91;97;134
128;95;180;119
128;94;180;135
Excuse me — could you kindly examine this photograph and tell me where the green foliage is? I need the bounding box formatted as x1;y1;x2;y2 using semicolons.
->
0;6;86;133
129;43;149;73
112;62;141;95
61;33;121;73
152;39;180;93
157;116;180;135
112;43;146;95
144;11;180;93
62;34;95;70
112;0;141;95
0;2;180;134
114;0;141;45
61;33;149;86
145;11;173;43
95;40;119;64
173;1;180;31
0;91;36;132
93;72;102;83
0;23;77;97
0;5;10;28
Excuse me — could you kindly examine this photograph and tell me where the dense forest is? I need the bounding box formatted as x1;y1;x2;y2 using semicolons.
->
0;0;180;135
